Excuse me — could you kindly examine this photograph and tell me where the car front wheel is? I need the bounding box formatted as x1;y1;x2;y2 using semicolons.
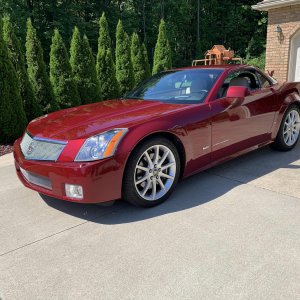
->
123;137;180;207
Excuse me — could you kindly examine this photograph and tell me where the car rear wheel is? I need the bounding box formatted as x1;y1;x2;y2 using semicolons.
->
271;105;300;151
123;137;180;207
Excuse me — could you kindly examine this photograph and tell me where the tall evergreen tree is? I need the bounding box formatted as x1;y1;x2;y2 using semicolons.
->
0;1;267;69
131;33;147;87
0;18;27;143
26;18;58;113
142;42;151;78
70;27;101;104
97;12;111;54
152;19;172;75
96;13;119;100
3;16;42;121
115;20;135;96
50;29;80;109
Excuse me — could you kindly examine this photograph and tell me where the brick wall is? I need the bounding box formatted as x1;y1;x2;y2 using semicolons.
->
266;4;300;82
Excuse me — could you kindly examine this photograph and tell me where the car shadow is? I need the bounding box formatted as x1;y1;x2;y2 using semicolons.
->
42;142;300;225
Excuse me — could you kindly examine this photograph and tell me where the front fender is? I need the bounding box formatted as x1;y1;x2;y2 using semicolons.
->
119;120;189;160
116;117;199;181
119;120;186;153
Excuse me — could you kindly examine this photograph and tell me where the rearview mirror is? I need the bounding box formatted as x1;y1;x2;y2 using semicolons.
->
226;86;250;98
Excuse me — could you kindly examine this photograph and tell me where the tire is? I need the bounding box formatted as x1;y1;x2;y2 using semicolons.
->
122;137;181;208
271;105;300;151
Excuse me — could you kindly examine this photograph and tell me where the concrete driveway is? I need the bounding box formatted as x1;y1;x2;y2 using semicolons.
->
0;143;300;300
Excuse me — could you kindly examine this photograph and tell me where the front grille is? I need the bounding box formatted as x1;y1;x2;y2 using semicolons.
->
20;167;52;190
20;132;67;161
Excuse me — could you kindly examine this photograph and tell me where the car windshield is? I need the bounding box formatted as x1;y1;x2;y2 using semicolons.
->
125;69;223;104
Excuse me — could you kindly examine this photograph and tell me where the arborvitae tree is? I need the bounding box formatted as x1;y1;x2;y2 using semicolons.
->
115;20;134;96
152;19;172;75
98;48;120;100
50;29;80;109
131;33;147;87
142;42;151;78
97;12;111;55
26;18;58;113
0;18;27;143
96;13;119;100
70;27;101;104
3;16;42;121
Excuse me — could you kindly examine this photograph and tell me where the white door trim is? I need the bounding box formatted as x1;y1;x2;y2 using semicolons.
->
288;29;300;82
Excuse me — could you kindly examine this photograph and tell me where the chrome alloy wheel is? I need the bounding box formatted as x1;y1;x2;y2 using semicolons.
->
283;109;300;146
134;145;176;201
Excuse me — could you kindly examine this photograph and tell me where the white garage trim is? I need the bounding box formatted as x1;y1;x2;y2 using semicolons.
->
289;29;300;82
252;0;300;11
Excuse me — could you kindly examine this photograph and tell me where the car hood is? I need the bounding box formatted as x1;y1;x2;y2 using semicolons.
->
27;99;188;140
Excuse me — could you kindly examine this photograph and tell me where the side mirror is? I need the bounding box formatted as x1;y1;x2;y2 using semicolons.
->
226;86;250;98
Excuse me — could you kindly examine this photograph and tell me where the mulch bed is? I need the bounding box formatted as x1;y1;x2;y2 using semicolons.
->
0;144;14;157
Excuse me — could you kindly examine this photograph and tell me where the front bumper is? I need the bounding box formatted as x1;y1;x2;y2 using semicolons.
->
14;138;128;203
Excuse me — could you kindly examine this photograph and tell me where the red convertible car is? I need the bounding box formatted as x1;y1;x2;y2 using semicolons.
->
14;65;300;207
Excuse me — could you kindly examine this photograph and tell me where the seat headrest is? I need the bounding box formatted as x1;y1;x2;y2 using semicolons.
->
237;73;257;89
229;77;250;89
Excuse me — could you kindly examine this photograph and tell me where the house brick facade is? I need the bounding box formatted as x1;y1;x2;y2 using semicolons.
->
253;0;300;82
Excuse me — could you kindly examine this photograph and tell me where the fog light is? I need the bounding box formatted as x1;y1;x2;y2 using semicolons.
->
65;184;83;199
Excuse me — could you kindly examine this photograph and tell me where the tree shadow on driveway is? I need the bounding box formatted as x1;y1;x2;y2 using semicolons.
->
42;143;300;225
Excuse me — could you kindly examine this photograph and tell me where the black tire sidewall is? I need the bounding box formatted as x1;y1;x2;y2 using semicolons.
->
122;137;181;208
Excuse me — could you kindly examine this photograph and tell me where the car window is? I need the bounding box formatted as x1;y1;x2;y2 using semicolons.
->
256;72;272;88
216;70;262;100
237;71;260;90
217;71;240;99
126;69;223;104
223;72;240;85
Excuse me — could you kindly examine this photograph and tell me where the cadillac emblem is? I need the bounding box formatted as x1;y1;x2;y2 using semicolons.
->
27;142;36;155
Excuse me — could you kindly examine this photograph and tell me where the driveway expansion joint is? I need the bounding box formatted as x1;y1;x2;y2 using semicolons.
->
0;208;120;257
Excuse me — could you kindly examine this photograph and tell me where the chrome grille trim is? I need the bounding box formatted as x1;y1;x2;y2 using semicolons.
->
20;167;52;190
20;132;67;161
32;136;67;145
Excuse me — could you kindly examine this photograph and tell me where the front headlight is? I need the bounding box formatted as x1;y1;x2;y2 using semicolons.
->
75;128;128;161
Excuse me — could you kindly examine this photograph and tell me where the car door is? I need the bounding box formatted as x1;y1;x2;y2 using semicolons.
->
210;69;277;162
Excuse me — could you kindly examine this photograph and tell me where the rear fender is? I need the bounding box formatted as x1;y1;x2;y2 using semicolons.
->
271;91;300;139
